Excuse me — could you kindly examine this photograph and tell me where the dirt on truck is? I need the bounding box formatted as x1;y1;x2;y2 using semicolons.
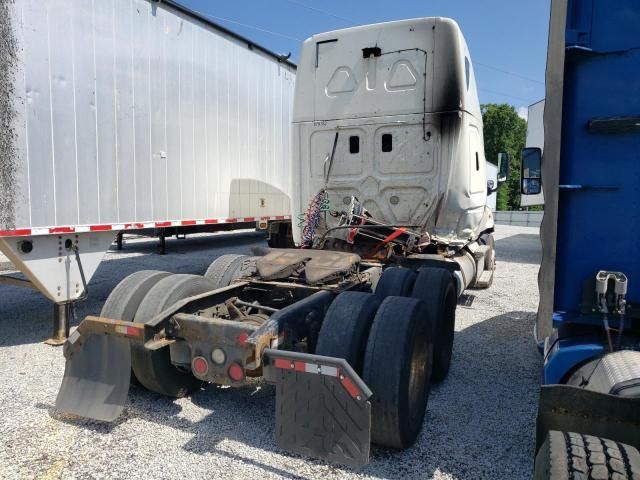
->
55;17;508;467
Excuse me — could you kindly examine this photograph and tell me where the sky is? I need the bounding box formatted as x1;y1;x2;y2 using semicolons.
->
179;0;550;120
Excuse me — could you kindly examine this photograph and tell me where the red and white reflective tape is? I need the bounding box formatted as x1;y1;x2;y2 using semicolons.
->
114;324;142;337
272;357;362;400
0;215;291;238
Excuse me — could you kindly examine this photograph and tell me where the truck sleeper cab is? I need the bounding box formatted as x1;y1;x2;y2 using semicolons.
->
292;18;495;251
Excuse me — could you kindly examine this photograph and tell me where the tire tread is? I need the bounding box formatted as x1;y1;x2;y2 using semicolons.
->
363;296;432;450
375;267;416;299
315;292;380;374
410;267;456;383
204;254;247;288
535;430;640;479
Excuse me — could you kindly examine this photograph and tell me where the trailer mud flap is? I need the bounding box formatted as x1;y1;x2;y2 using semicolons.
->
536;385;640;452
56;332;131;422
263;349;373;467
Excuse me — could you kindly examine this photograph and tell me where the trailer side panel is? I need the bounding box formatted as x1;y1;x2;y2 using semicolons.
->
1;0;296;233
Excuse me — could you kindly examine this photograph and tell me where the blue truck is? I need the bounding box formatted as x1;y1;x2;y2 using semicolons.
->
526;0;640;477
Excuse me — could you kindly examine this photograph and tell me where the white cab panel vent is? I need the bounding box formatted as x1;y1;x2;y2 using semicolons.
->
386;61;419;91
326;67;357;96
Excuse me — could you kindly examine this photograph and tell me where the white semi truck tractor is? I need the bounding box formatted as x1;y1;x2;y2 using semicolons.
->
55;18;507;467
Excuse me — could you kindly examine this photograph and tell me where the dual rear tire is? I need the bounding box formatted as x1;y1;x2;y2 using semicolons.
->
104;252;260;399
363;296;433;449
316;290;434;450
374;266;458;383
316;264;456;450
411;268;458;383
315;292;381;374
101;271;218;398
104;261;456;450
100;270;172;323
131;274;216;397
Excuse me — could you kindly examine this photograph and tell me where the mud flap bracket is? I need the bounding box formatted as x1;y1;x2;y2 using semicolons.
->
263;349;372;467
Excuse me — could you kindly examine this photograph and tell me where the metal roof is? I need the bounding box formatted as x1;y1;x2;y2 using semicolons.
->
157;0;297;70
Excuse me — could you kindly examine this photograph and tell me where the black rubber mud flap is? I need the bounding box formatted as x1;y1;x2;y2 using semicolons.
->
56;332;131;422
56;270;170;422
263;349;373;467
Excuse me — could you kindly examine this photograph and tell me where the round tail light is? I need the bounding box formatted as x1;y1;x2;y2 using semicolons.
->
228;363;245;382
192;356;209;376
236;332;249;346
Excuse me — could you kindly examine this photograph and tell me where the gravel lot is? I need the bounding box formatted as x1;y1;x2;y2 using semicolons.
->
0;225;542;479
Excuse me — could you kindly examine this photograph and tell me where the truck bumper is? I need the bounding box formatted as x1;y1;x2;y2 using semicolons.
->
56;314;374;466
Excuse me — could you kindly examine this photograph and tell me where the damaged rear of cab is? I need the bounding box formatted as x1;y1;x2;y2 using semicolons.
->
291;18;492;248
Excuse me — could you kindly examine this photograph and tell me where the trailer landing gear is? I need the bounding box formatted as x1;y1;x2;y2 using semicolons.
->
44;302;72;346
0;231;117;344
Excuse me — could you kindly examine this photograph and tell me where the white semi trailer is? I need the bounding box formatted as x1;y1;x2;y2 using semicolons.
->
55;18;508;467
0;0;295;342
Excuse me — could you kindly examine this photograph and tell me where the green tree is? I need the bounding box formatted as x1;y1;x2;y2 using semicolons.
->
481;104;527;210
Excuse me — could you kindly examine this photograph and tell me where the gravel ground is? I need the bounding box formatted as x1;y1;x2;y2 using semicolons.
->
0;225;542;479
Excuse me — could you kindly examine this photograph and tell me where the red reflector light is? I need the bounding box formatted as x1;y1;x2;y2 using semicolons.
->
237;332;249;346
192;356;209;376
115;324;141;337
273;358;292;370
340;374;361;399
228;363;245;382
126;326;140;337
